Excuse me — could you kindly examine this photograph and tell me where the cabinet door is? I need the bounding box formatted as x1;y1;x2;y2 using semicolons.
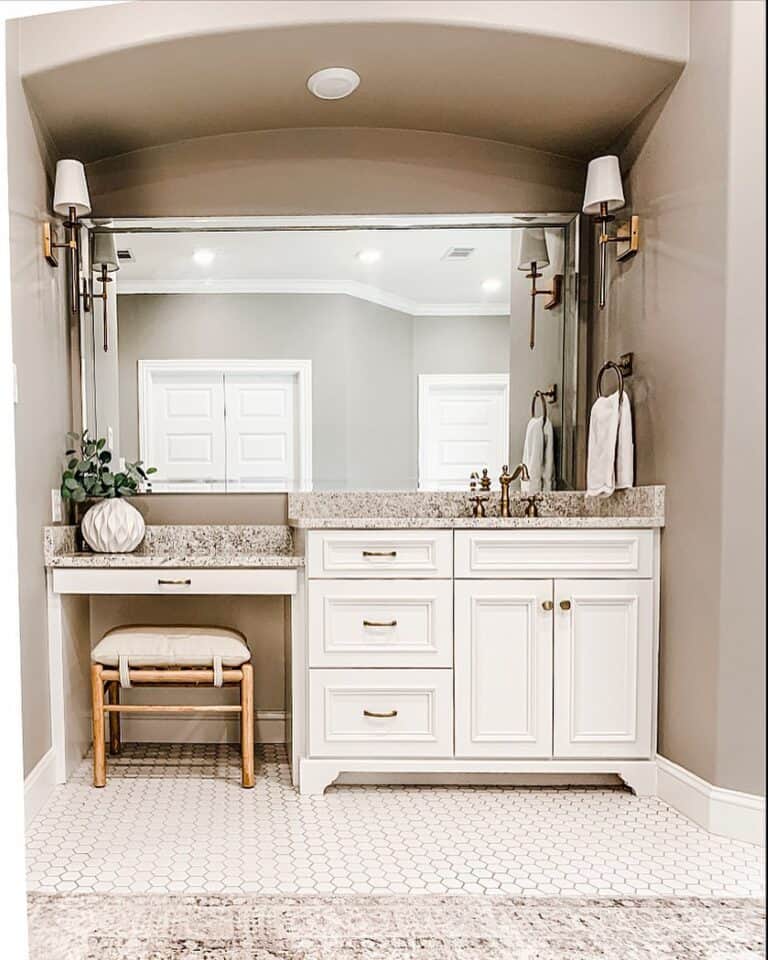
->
455;580;553;758
554;579;654;758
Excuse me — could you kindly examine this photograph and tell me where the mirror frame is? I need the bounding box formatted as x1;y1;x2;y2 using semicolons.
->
78;213;585;492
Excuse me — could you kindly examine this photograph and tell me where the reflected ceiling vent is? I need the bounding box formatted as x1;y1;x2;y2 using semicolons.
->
442;246;475;261
116;248;135;263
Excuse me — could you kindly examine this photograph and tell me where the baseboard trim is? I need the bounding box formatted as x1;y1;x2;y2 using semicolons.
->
24;748;56;826
657;756;765;846
120;710;286;745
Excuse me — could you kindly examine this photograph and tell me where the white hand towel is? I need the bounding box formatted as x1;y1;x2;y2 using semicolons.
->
587;391;634;497
615;392;634;490
521;416;554;493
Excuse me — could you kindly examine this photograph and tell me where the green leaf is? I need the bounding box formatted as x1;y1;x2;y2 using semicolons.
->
96;438;106;450
67;458;78;470
101;472;115;486
61;487;71;500
117;486;134;497
146;467;158;475
71;488;86;503
64;477;79;490
99;450;112;463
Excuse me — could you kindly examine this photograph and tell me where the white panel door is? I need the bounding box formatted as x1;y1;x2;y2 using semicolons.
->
455;579;553;757
143;370;226;490
418;374;509;490
554;579;654;758
224;373;297;491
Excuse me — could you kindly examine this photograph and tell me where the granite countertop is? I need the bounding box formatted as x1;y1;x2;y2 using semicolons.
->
44;524;304;569
288;516;662;529
288;486;665;530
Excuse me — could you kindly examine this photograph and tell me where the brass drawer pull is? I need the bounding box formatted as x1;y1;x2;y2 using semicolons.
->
542;600;554;611
158;578;192;586
560;600;572;611
363;709;398;719
363;619;398;627
362;550;397;558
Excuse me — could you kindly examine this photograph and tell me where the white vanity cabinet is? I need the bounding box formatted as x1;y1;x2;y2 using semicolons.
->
454;579;553;757
553;578;654;758
296;526;660;796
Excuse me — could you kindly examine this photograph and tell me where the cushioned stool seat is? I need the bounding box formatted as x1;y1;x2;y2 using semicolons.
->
89;625;254;788
92;625;251;670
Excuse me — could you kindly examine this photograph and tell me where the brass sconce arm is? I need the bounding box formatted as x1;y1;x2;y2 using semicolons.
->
42;205;81;315
594;201;640;309
526;262;563;350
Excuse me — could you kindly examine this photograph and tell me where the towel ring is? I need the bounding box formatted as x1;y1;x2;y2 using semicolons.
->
596;361;625;403
531;390;549;424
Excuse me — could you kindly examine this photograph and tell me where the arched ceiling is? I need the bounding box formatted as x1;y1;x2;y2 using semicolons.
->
19;3;686;164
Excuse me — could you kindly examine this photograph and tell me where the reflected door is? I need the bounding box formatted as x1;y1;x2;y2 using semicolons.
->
418;374;509;490
140;368;226;491
224;373;297;491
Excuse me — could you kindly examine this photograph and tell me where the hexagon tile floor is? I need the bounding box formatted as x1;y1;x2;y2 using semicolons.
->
26;743;764;898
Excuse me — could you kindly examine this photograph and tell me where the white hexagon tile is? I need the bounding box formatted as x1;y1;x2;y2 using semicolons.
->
26;743;764;898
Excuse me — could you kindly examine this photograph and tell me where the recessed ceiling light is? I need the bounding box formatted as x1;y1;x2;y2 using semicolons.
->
357;249;381;264
193;249;215;266
307;67;360;100
482;278;502;293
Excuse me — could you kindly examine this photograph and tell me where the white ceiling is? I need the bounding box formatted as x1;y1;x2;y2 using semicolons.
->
112;227;564;316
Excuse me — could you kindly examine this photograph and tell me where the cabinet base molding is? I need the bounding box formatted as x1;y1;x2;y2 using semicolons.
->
657;756;764;846
298;758;658;797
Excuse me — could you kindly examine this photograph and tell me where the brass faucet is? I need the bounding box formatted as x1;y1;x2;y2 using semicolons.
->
499;463;530;517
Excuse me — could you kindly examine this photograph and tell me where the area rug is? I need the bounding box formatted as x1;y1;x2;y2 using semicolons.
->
27;894;765;959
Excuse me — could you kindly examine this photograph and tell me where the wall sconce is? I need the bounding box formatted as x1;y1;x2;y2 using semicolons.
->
582;155;640;309
517;228;562;350
92;232;119;352
43;159;91;316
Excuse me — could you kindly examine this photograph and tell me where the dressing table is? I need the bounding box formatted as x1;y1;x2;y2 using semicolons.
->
44;524;304;783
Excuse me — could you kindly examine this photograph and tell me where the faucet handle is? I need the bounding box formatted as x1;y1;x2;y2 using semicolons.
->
480;468;492;491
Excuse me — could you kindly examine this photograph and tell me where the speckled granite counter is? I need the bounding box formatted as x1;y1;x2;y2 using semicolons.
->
44;524;304;568
288;486;665;529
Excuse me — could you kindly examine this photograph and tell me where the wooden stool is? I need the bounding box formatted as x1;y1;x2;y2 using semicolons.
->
90;625;254;788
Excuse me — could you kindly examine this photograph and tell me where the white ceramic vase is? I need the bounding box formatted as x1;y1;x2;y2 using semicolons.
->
81;498;145;553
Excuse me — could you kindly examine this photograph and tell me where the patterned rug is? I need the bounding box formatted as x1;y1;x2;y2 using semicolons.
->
27;894;764;959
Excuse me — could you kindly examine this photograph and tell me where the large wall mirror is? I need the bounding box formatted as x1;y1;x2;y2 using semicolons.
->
82;215;582;493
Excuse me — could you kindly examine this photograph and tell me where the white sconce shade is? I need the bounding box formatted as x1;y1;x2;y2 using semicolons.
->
92;233;119;272
517;228;550;271
582;155;625;215
53;159;91;217
544;229;565;276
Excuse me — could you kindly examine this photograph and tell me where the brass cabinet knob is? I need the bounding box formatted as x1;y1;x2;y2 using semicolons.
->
542;601;554;611
560;600;572;611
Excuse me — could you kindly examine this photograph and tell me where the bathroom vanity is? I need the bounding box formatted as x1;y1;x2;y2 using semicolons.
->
288;487;663;794
44;487;663;796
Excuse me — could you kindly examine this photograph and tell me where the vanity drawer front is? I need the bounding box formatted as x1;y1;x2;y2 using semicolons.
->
309;669;453;757
308;580;453;667
307;530;453;578
50;567;298;595
455;530;654;579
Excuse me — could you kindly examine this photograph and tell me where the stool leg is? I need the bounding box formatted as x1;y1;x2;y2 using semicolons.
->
108;681;121;756
90;664;106;787
240;663;254;788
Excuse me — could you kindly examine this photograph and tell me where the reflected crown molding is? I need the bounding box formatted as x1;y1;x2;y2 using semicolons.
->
116;278;509;317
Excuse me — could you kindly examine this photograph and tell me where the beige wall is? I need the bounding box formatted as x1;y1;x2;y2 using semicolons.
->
6;23;73;776
589;0;764;795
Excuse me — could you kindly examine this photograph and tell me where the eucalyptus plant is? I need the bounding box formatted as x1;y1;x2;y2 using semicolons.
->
60;430;156;503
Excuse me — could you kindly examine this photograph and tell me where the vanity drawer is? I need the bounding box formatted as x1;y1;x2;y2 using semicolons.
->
50;567;298;595
307;530;453;578
308;580;453;667
455;530;654;579
309;669;453;757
